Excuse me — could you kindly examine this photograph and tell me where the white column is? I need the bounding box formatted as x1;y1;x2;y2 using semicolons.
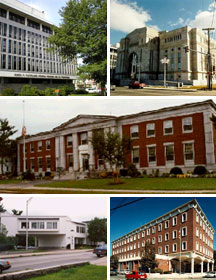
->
207;261;210;272
201;261;203;273
88;131;94;170
191;257;194;274
72;133;79;171
59;136;66;169
17;143;20;174
55;137;60;169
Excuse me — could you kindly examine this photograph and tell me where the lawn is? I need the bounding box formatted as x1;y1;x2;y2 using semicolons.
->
35;177;216;190
0;179;22;184
28;264;106;280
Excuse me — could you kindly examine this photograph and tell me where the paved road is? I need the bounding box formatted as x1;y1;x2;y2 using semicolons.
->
111;87;216;96
5;251;104;273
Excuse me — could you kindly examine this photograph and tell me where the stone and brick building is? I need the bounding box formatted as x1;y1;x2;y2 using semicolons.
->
115;26;216;86
112;199;214;274
17;100;216;177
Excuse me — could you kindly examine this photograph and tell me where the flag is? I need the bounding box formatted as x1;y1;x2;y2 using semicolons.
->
22;126;27;137
178;230;181;239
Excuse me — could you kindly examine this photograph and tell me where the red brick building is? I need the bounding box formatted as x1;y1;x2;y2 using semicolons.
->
17;100;216;177
112;199;214;274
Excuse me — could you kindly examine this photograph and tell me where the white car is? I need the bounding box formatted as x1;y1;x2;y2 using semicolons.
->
204;272;216;278
86;88;100;93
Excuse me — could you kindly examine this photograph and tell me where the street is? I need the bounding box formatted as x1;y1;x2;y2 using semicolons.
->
5;250;106;273
110;87;216;96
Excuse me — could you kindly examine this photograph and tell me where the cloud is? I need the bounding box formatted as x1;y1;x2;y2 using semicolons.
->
111;0;154;33
170;17;185;28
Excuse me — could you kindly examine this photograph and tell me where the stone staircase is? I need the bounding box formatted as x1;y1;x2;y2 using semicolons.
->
53;170;89;181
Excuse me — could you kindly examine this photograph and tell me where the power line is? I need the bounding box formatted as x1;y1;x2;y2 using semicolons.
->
111;198;147;214
211;0;216;28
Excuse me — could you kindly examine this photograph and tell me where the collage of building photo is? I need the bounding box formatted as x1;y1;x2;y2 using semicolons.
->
1;0;216;279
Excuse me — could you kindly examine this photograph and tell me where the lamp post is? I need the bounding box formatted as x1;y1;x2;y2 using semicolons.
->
26;197;33;250
0;197;3;234
161;57;170;88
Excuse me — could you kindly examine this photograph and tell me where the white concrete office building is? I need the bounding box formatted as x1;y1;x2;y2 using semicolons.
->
0;0;78;92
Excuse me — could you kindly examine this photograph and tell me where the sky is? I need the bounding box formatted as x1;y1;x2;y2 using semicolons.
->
111;0;216;44
20;0;67;26
1;97;215;139
1;196;107;222
110;197;216;254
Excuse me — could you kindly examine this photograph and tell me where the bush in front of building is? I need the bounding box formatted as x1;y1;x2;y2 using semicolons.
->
1;88;16;96
18;85;44;96
170;167;183;175
119;168;128;177
59;85;75;95
127;164;139;177
22;170;35;181
75;89;89;94
193;165;207;176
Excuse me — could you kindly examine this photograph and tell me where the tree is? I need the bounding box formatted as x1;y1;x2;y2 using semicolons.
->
87;217;107;244
140;242;158;272
110;255;119;270
48;0;107;91
12;209;23;216
90;130;133;181
0;119;17;174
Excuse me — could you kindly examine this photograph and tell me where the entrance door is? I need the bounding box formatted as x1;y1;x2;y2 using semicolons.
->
82;155;89;171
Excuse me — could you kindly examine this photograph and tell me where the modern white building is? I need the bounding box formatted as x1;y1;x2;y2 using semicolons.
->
0;0;78;93
1;212;88;249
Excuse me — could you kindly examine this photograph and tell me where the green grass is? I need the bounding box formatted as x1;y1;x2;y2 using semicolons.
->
35;177;216;190
0;179;22;184
28;264;106;280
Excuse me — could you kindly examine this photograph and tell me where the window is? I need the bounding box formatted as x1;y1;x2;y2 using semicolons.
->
165;220;169;229
132;148;139;163
182;241;187;250
31;222;44;229
21;222;29;229
81;132;87;145
164;120;173;135
38;158;42;169
158;247;162;254
152;226;155;234
47;222;57;229
67;154;73;167
30;158;35;170
38;141;42;152
182;212;187;222
173;217;177;226
158;223;162;231
46;140;51;150
196;228;199;237
152;237;155;244
158;235;162;243
165;144;174;162
165;233;169;241
147;229;150;236
130;125;139;138
182;227;187;237
196;241;199;251
148;146;156;163
142;241;145;247
46;157;51;169
142;231;145;238
182;117;193;132
30;143;34;153
196;214;199;223
165;245;169;253
67;136;72;147
172;230;177;239
173;243;177;252
184;143;194;161
146;123;155;137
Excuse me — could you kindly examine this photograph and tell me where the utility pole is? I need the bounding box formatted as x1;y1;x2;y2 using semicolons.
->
202;28;215;90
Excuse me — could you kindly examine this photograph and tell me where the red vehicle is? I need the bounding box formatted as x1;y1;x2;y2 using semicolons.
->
128;81;146;89
125;271;147;279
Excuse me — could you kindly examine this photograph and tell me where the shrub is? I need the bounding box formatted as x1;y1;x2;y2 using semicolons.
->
120;169;128;177
2;88;16;96
59;85;75;95
18;85;43;96
127;164;138;177
164;271;172;274
170;167;183;175
75;89;88;94
44;87;56;96
22;170;35;180
151;268;163;274
45;171;51;177
193;166;207;175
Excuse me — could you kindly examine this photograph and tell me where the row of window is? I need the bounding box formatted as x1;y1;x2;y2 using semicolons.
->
130;117;193;139
196;228;213;247
165;34;182;43
28;156;51;171
20;221;57;230
132;142;194;165
196;242;214;258
66;132;88;147
76;226;85;233
196;213;213;239
113;213;188;248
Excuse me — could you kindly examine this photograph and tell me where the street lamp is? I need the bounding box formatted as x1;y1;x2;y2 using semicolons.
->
161;57;170;88
26;197;33;250
0;197;3;234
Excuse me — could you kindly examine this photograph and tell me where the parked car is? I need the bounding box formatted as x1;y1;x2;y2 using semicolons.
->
128;81;146;89
111;84;116;91
110;269;118;276
119;270;131;275
204;272;216;278
93;244;107;257
125;271;147;279
0;259;11;273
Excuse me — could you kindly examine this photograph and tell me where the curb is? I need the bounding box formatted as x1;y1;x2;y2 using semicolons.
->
0;262;89;279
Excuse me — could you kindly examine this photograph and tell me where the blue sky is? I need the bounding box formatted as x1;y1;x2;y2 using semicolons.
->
111;0;216;44
110;197;216;254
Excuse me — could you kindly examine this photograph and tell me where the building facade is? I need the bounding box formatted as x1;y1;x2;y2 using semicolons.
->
17;100;216;177
0;0;77;93
112;200;214;274
115;26;216;86
110;43;120;81
1;212;88;249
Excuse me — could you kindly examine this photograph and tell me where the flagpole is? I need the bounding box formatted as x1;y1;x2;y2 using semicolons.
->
23;100;26;173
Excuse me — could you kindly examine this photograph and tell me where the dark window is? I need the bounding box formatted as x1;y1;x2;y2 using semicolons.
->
27;19;40;30
0;8;7;18
9;12;25;24
42;25;52;34
1;54;6;69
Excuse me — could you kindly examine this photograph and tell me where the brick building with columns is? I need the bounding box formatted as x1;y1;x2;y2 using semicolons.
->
17;100;216;177
112;199;214;274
